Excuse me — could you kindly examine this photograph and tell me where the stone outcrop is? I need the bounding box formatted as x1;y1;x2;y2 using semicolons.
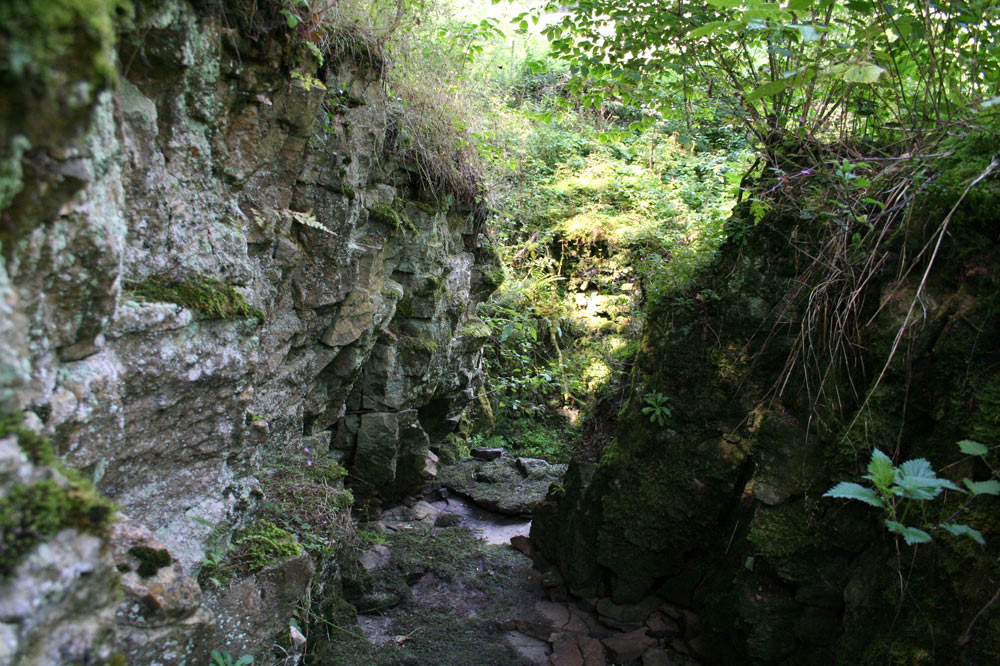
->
0;1;497;662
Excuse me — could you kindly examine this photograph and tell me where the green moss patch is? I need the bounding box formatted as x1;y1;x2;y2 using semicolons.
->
127;277;264;323
128;545;171;578
0;0;122;84
234;519;303;571
369;202;415;232
0;411;114;576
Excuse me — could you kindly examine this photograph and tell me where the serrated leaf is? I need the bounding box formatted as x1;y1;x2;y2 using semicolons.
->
963;478;1000;496
865;448;896;490
941;523;985;546
745;80;787;103
958;440;989;456
885;520;932;545
707;0;742;8
823;482;883;508
891;474;955;500
899;457;935;479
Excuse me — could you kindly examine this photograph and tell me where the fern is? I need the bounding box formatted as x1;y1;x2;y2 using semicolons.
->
284;209;335;236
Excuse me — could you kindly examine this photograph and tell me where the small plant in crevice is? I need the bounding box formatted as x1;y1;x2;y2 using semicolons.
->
210;650;253;666
641;392;672;427
191;515;235;589
824;440;998;546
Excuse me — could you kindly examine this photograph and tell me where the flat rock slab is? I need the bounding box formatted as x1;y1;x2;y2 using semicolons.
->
440;454;567;516
472;447;504;461
507;630;551;665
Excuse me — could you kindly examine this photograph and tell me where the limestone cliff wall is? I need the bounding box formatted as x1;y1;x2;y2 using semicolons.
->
0;2;497;663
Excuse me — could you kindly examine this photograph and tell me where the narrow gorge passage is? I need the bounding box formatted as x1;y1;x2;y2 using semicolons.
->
3;0;999;664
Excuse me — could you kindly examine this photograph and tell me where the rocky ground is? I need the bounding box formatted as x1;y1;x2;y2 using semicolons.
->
316;453;703;665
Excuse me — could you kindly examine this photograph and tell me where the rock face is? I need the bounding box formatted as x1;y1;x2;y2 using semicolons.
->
0;1;497;662
532;138;1000;664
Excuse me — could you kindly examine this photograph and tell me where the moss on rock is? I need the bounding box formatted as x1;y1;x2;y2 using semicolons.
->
128;276;265;323
0;411;114;576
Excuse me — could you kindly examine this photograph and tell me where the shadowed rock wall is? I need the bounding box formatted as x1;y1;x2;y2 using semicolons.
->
532;137;1000;665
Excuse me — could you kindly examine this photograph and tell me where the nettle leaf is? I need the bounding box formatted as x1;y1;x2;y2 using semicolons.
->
891;475;950;500
898;457;934;479
885;520;932;545
963;478;1000;496
865;448;896;490
941;523;986;546
958;440;989;457
823;482;883;508
745;80;787;103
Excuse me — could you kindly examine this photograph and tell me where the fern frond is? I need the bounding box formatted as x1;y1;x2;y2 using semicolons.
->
285;209;335;236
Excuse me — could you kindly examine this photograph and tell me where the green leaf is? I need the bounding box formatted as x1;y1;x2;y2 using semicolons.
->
787;0;812;9
824;481;884;508
789;23;821;41
500;322;515;342
963;479;1000;496
941;523;985;546
898;458;934;480
958;440;989;457
885;520;932;545
745;80;787;103
690;21;736;39
279;9;301;29
841;64;886;84
865;448;896;490
706;0;742;8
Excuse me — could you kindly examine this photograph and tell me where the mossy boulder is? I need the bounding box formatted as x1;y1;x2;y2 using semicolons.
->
439;453;566;516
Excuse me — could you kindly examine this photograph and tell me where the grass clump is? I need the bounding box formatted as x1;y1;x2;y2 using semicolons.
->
127;277;264;324
0;411;114;577
259;448;356;558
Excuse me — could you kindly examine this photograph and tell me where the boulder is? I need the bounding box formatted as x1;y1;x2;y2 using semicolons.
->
440;453;567;516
